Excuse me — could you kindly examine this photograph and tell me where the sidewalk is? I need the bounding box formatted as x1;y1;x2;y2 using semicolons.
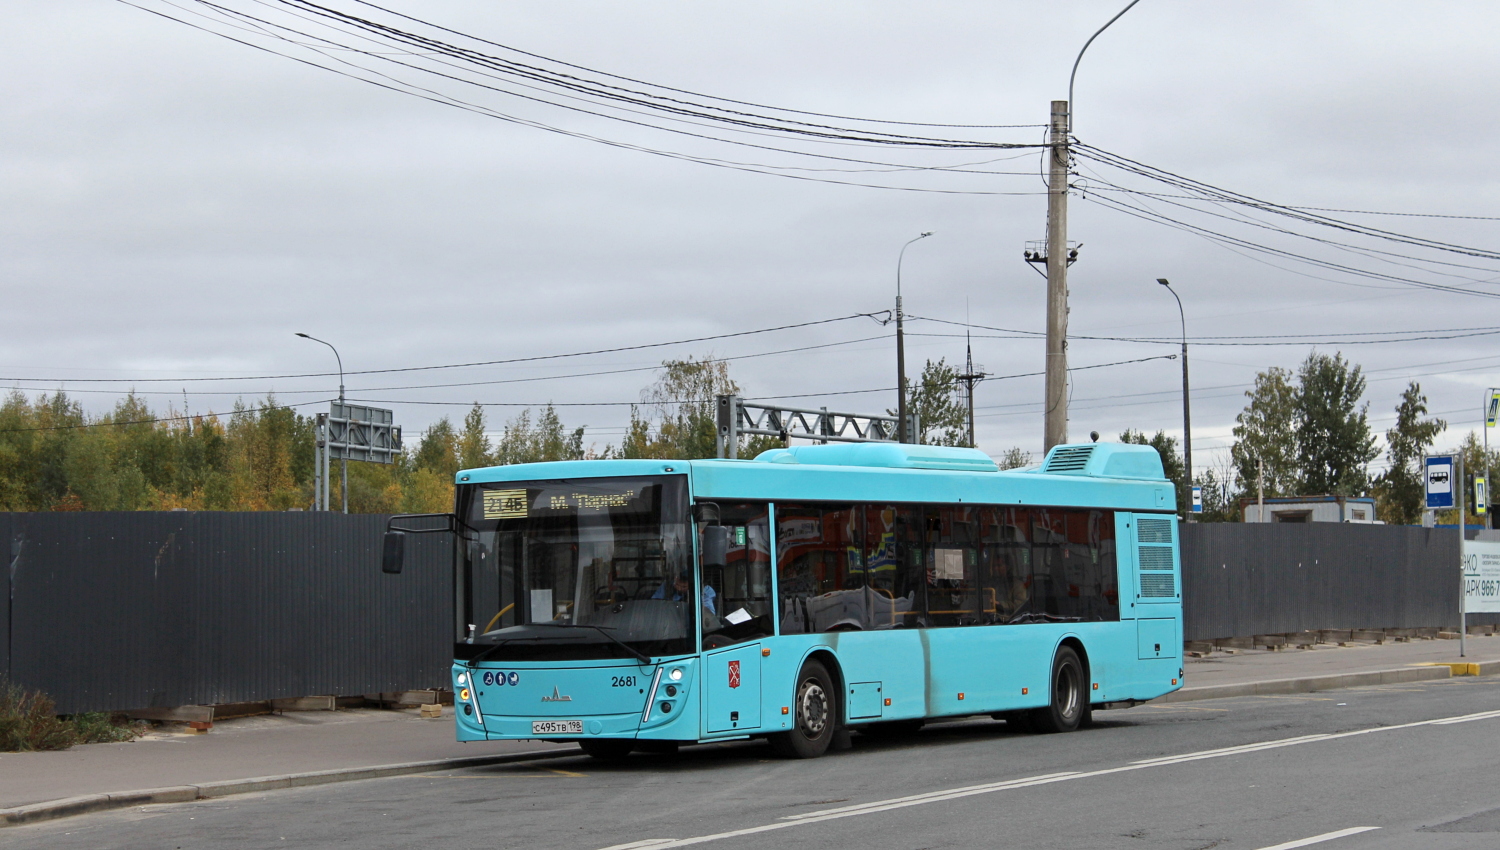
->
3;634;1498;827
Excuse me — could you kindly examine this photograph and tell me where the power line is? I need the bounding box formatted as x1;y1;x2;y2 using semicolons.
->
0;312;885;384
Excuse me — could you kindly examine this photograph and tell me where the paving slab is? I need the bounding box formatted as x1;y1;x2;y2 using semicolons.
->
0;707;568;811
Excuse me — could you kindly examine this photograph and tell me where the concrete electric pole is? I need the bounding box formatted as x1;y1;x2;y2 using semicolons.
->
1044;100;1070;452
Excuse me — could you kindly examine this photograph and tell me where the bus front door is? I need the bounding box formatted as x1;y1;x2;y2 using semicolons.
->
704;643;762;733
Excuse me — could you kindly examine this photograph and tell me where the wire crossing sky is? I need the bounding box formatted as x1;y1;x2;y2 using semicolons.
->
5;0;1499;479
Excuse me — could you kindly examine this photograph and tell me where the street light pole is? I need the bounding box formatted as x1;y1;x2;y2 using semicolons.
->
1157;279;1192;521
896;231;933;444
296;332;347;514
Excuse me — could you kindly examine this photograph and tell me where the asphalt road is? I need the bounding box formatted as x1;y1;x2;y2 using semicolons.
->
9;677;1500;850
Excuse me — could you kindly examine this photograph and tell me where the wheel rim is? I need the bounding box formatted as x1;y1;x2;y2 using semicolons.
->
1054;661;1080;721
796;677;829;737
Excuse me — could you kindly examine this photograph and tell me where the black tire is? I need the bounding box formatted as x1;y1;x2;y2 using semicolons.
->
858;719;924;739
578;739;635;760
767;659;836;758
1029;645;1086;734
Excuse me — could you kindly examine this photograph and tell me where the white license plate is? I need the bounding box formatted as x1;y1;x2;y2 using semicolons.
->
532;719;583;735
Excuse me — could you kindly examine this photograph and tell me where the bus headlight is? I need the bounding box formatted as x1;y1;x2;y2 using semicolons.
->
456;673;468;685
669;668;684;681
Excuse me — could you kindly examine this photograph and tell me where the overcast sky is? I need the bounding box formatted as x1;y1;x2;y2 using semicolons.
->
5;0;1499;481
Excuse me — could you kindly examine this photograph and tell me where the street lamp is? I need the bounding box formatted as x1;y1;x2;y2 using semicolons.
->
896;231;933;444
296;332;347;514
1157;279;1193;521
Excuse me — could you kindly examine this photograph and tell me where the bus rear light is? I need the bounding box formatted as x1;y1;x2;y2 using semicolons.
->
1093;683;1099;690
1171;678;1178;685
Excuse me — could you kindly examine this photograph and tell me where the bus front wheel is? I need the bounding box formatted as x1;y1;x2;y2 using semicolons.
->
768;659;836;758
1030;646;1086;734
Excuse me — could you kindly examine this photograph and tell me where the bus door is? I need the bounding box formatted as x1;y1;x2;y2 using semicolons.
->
704;643;763;733
698;505;773;734
1131;513;1181;660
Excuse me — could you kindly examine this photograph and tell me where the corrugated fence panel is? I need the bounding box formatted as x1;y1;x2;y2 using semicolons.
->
7;512;450;714
1180;523;1464;641
6;512;1493;712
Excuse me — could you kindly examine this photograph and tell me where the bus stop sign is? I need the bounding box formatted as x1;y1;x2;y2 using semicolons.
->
1426;456;1455;509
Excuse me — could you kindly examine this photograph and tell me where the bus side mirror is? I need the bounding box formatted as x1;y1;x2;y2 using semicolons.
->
382;531;406;574
701;525;729;569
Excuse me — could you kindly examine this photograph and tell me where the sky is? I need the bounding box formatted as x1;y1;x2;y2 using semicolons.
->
4;0;1499;485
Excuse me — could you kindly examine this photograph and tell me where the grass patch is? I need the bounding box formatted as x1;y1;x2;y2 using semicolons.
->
0;683;146;751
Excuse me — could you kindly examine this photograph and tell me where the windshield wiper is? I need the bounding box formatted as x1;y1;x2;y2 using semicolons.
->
528;623;651;664
468;631;585;666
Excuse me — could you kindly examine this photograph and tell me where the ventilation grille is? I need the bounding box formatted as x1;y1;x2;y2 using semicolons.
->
1138;547;1174;571
1042;445;1095;473
1138;517;1173;544
1140;573;1176;598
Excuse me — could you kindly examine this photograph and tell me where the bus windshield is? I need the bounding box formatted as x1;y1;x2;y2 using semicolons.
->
456;476;693;662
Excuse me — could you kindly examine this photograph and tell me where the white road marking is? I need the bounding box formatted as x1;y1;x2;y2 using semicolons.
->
1254;826;1381;849
595;708;1499;849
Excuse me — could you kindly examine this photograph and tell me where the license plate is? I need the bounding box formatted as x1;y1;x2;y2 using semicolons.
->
532;719;583;734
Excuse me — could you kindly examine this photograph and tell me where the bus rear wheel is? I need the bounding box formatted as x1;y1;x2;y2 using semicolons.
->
768;659;836;759
578;739;635;760
1030;645;1086;734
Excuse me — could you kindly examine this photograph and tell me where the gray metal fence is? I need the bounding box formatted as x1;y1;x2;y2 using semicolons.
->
1;513;1489;714
1180;522;1494;642
1;512;451;715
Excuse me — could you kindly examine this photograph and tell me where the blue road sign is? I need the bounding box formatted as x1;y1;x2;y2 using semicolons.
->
1426;456;1455;509
1190;485;1203;513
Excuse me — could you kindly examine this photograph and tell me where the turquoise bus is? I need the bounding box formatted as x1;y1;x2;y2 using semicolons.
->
382;440;1184;759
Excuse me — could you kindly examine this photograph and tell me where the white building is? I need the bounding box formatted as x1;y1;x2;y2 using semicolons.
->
1241;495;1378;524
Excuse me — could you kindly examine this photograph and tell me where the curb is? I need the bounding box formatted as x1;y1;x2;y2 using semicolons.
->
0;747;579;829
1159;662;1495;703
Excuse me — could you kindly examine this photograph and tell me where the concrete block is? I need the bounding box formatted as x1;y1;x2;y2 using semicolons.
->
125;705;214;723
270;696;336;712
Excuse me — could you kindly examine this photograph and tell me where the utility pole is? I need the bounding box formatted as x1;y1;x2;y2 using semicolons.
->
958;330;986;449
1044;100;1070;452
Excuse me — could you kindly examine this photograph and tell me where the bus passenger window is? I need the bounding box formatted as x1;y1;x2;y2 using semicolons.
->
700;504;774;647
776;504;862;634
924;507;981;627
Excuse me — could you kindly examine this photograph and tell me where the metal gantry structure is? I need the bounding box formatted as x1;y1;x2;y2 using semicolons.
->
715;395;918;459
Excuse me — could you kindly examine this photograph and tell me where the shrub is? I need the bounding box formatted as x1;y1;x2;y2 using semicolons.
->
0;683;76;751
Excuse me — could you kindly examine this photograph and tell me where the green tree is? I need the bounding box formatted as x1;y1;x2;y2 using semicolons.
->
623;356;737;459
1121;429;1187;517
894;358;967;446
1230;367;1299;499
412;417;459;480
997;447;1032;470
1295;352;1377;495
494;405;586;464
458;404;494;471
1372;382;1445;524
